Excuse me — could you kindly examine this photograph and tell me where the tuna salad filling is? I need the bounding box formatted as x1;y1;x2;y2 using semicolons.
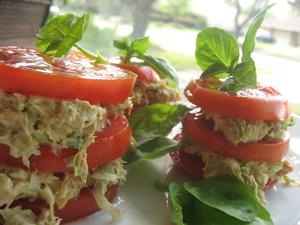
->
131;79;180;107
202;111;294;145
0;158;126;225
183;143;293;203
0;90;132;179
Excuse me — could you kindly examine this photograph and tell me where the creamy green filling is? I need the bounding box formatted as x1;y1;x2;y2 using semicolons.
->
0;159;126;225
203;112;293;145
131;79;180;106
183;145;293;203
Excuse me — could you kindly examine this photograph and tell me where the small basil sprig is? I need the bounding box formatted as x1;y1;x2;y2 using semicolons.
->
36;13;107;63
195;4;274;92
113;37;179;88
113;37;150;63
167;176;274;225
124;103;189;163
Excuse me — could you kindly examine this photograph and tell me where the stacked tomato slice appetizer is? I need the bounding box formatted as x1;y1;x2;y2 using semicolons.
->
171;77;294;200
0;47;136;224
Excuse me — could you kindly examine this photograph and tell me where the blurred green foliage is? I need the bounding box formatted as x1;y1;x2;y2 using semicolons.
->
159;0;192;17
290;104;300;116
79;21;116;56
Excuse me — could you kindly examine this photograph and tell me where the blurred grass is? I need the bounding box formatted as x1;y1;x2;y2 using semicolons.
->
149;48;198;71
291;104;300;116
256;42;300;62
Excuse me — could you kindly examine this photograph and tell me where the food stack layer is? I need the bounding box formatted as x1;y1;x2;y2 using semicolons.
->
172;77;294;201
0;47;136;224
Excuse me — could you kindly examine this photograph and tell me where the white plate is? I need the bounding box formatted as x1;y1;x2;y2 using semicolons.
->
69;116;300;225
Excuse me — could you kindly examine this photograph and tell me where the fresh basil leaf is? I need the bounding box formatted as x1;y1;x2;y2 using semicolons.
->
201;63;230;78
169;183;196;225
232;59;257;88
131;36;150;54
192;200;273;225
129;103;188;144
242;4;274;62
113;38;130;50
219;77;240;92
124;137;179;163
193;200;245;225
184;176;258;222
195;28;239;71
169;177;274;225
36;13;89;57
142;54;179;88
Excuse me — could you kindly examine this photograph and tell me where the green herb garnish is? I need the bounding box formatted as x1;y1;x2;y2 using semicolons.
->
168;176;274;225
36;13;107;63
195;4;274;92
124;103;189;163
113;37;179;88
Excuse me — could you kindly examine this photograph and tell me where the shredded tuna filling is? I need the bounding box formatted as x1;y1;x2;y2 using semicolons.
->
0;159;126;225
131;79;180;107
183;143;293;203
203;111;293;145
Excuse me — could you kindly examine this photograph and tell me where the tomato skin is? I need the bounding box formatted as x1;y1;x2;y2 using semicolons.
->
0;47;136;104
183;111;290;163
56;185;118;223
170;150;204;180
264;179;277;190
13;185;118;223
87;116;131;169
115;64;160;85
184;79;290;121
0;116;131;172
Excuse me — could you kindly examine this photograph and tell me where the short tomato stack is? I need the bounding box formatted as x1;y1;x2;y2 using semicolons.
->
171;77;294;201
0;47;136;224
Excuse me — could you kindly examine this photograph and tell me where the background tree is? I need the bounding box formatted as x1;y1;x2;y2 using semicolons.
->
228;0;268;37
130;0;156;38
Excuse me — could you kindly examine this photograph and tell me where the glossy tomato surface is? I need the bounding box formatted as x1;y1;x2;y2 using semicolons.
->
0;47;136;104
115;63;160;86
0;116;131;172
184;78;290;121
183;111;290;162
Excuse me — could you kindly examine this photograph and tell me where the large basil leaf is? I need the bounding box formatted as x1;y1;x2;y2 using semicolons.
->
36;13;89;57
168;177;274;225
129;103;188;144
169;183;196;225
184;177;258;222
195;28;239;71
242;4;274;62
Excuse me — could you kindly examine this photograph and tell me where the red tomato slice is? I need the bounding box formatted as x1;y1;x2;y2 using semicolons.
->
183;111;290;162
13;185;118;223
115;63;160;85
0;116;131;172
0;47;136;104
170;150;204;180
184;78;290;121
